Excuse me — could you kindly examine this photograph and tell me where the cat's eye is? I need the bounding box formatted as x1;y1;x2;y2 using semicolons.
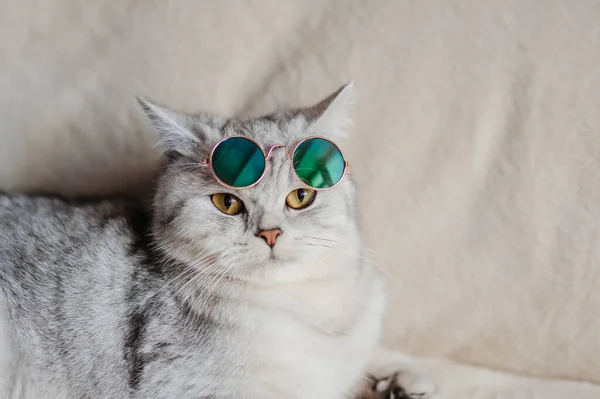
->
211;193;244;215
285;188;316;210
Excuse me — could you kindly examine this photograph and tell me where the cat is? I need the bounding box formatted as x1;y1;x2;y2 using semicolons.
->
0;84;436;398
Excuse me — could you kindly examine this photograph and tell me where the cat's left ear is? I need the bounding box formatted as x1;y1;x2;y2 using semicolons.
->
304;82;356;140
136;97;221;157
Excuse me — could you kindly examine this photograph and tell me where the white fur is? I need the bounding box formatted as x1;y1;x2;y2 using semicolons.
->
0;87;435;398
141;85;394;397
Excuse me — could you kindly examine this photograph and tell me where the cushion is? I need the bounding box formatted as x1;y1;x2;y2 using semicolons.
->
1;0;599;392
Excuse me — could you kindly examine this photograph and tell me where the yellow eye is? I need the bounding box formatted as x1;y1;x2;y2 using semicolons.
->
211;193;244;215
286;188;316;210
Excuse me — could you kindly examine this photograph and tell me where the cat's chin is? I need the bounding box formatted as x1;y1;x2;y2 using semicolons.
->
251;242;298;264
239;251;306;278
263;251;293;265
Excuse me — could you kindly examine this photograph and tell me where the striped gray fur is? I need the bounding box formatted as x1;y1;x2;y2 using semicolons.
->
0;85;432;399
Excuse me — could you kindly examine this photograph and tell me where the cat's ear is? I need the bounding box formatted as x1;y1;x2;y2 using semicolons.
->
304;82;356;140
136;97;219;156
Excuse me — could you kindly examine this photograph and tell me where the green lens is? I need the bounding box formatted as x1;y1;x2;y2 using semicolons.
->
211;137;265;187
293;138;345;189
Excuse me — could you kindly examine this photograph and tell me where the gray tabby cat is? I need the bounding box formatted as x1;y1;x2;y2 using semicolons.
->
0;84;436;398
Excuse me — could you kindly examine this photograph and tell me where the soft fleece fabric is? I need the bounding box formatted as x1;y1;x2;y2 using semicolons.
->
1;1;599;397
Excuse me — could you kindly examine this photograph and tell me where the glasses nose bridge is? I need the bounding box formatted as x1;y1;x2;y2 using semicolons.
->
265;144;286;160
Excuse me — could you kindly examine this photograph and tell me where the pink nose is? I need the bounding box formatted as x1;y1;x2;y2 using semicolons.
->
256;228;282;248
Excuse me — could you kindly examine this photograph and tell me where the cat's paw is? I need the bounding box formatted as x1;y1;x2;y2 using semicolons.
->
365;370;436;399
361;349;437;399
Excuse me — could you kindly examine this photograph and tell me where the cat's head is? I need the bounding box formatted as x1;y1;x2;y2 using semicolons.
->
139;85;360;284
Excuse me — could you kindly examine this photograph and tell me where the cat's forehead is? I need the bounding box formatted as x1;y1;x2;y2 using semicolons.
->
221;113;310;148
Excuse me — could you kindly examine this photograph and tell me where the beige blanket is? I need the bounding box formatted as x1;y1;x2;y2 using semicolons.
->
1;0;599;397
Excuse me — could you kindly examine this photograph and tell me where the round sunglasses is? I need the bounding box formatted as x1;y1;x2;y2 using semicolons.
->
201;136;348;190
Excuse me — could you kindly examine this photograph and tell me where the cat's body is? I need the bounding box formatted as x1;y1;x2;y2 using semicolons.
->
0;195;382;398
0;85;436;399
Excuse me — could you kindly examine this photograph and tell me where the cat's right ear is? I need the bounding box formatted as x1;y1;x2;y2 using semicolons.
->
302;82;356;141
136;97;219;157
